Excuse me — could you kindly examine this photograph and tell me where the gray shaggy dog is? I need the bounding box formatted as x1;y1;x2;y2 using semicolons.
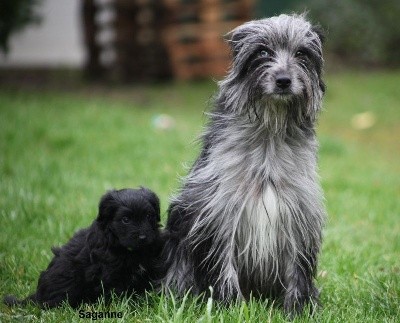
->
162;14;326;316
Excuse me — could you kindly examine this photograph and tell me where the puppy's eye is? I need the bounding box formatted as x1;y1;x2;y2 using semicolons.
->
121;216;130;224
259;50;270;58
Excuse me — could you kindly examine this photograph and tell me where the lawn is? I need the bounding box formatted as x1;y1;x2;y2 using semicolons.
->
0;71;399;322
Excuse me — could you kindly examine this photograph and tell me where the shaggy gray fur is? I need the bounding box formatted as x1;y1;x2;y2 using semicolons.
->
162;13;326;316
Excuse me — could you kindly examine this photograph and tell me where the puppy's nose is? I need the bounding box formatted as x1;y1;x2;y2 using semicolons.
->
139;234;147;240
276;75;292;89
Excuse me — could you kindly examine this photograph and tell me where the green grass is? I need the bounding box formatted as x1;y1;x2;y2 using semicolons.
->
0;71;399;322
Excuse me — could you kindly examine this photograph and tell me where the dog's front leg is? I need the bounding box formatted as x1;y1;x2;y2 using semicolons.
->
192;245;243;303
283;255;319;317
213;264;243;303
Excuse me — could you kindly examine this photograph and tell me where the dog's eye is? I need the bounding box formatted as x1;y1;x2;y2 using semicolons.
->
259;50;269;58
121;216;130;224
295;50;307;58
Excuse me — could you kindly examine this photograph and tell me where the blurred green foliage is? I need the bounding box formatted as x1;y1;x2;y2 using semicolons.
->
298;0;400;66
0;0;42;54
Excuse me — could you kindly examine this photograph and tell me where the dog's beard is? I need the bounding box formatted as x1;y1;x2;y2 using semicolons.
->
244;86;309;134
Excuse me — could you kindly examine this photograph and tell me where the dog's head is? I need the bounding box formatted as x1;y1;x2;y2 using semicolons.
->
221;14;325;126
96;187;161;251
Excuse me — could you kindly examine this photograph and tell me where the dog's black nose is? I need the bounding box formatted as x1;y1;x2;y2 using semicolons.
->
276;75;292;89
139;235;147;240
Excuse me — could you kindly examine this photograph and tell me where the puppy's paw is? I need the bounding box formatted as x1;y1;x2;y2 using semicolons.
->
3;295;21;306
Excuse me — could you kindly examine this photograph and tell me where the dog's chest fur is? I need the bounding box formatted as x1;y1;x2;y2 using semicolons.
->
237;182;284;288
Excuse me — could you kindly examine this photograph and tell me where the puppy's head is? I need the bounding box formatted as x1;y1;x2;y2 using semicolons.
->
221;14;325;124
97;187;160;251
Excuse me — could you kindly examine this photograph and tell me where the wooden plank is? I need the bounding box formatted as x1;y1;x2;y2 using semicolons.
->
166;41;229;61
172;57;231;80
163;21;243;43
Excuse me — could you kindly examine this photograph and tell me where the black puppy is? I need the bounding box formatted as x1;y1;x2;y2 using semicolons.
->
4;188;162;308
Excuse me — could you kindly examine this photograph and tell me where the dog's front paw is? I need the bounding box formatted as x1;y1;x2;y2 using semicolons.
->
283;286;319;319
283;291;305;319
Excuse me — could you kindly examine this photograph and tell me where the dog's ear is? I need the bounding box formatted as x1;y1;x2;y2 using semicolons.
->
312;24;326;44
140;187;160;222
319;79;326;93
225;23;251;57
311;24;326;93
97;190;119;225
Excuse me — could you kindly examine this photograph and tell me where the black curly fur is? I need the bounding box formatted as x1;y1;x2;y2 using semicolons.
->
4;187;163;309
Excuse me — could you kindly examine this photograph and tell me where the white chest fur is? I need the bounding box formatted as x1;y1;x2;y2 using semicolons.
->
235;183;288;283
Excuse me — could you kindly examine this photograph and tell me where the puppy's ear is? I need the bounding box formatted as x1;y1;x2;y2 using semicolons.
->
97;190;119;225
140;187;160;222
